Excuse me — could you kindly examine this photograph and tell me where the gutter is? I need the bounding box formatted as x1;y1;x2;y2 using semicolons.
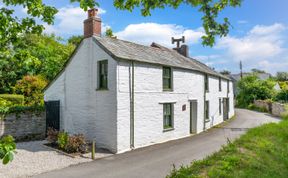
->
129;61;135;149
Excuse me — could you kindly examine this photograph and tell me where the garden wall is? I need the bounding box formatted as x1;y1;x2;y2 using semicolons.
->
0;112;45;141
254;100;288;117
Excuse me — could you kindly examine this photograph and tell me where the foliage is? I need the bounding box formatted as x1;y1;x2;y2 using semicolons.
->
0;94;24;105
114;0;242;46
105;28;114;37
0;135;16;165
46;128;59;144
236;75;276;107
0;34;74;93
219;70;231;75
247;104;268;113
274;88;288;103
251;68;266;74
167;119;288;178
68;35;83;46
278;81;288;90
0;0;97;50
0;98;13;116
14;75;47;106
66;134;87;153
276;72;288;81
57;131;69;150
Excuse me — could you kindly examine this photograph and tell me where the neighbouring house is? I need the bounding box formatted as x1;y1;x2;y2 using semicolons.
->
44;9;234;153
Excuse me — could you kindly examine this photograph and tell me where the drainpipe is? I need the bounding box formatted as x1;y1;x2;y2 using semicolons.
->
203;75;206;131
129;61;135;149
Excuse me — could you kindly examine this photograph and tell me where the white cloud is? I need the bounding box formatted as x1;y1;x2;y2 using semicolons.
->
44;6;106;35
199;23;288;74
115;23;204;47
216;23;286;62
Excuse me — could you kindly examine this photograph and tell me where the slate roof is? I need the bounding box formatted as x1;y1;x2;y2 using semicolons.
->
93;36;230;80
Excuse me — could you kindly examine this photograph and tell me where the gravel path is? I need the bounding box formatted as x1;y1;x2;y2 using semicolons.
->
0;140;111;178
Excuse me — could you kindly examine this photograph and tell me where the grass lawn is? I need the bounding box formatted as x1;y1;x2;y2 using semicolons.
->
167;116;288;178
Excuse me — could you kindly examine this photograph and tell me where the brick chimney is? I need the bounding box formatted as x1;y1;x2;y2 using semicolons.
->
84;8;101;38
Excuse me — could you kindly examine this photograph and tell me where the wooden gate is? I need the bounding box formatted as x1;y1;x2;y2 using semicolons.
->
45;100;60;132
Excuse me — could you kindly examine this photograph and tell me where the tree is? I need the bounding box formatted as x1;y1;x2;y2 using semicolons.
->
236;75;276;107
220;70;231;75
68;35;83;46
276;72;288;81
113;0;242;46
0;0;97;49
105;28;114;37
0;34;74;93
251;68;266;74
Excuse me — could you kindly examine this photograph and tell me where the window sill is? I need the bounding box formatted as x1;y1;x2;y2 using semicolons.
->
163;127;174;132
96;88;109;91
204;119;210;123
163;89;173;92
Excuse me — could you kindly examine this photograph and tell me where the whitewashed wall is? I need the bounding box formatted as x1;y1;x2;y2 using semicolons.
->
45;38;118;152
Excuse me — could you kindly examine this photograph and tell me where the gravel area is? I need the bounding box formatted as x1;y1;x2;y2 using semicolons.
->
0;140;112;178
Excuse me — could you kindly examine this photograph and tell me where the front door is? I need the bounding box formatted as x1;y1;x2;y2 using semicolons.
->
223;98;229;120
190;100;198;134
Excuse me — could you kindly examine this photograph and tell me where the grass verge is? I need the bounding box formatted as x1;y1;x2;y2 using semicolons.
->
167;116;288;178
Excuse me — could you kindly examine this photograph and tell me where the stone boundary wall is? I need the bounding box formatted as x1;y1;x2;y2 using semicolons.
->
254;100;288;117
0;112;45;141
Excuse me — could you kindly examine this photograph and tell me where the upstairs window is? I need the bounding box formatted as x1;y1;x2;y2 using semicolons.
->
163;103;174;130
219;77;222;92
205;75;209;92
163;67;172;91
98;60;108;89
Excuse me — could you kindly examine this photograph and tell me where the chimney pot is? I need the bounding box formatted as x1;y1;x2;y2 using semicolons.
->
84;8;101;38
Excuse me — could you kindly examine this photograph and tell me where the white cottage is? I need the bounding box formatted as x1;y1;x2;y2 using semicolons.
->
44;9;234;153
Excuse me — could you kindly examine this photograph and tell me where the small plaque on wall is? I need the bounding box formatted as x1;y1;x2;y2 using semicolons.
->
182;104;186;111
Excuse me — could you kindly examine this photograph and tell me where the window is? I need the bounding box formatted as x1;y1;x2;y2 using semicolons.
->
163;67;172;90
163;103;174;130
98;60;108;89
219;77;222;92
219;98;222;115
205;101;209;120
205;74;209;92
227;81;230;93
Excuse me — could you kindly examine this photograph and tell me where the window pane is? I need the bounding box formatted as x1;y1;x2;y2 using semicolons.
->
98;60;108;89
163;103;173;129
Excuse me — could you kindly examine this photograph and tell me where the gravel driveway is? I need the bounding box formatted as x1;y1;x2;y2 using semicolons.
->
0;140;111;178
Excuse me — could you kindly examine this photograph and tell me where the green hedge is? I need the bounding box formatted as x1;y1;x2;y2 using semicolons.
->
0;94;24;105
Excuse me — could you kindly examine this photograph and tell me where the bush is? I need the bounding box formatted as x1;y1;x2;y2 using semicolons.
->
0;135;16;165
13;75;47;106
47;128;59;144
66;134;87;153
0;94;24;105
274;88;288;102
57;131;68;150
247;104;268;113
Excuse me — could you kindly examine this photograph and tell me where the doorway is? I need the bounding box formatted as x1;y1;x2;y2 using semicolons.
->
190;100;198;134
223;98;229;120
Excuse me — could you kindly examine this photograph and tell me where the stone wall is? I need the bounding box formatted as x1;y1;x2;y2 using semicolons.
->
254;100;288;117
0;112;45;141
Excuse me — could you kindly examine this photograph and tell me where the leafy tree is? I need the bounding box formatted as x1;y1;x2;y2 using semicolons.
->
14;75;48;106
113;0;242;46
0;0;97;49
68;35;83;46
276;72;288;81
0;34;74;93
237;75;276;107
220;70;231;75
251;68;266;74
0;135;16;165
105;28;114;37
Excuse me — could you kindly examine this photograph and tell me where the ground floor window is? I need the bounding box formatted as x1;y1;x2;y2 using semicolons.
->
163;103;174;130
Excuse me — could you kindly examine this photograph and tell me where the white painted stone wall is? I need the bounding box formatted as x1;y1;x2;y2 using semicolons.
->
116;61;234;153
45;38;118;152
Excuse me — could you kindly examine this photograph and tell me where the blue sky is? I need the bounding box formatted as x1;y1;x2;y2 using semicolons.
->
13;0;288;74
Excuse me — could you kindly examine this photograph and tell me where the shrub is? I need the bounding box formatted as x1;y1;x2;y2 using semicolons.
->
0;135;16;165
13;75;47;106
47;128;59;144
0;94;24;105
65;134;87;153
247;104;268;113
274;88;288;102
57;131;68;150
